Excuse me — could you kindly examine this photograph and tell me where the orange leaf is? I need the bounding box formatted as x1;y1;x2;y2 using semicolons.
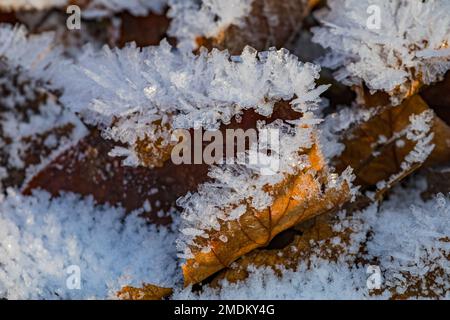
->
117;284;173;300
182;142;351;286
335;94;450;197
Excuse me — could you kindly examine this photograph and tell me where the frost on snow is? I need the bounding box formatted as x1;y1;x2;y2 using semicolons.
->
167;0;254;51
57;41;328;166
174;181;450;299
0;190;178;299
0;25;87;190
312;0;450;105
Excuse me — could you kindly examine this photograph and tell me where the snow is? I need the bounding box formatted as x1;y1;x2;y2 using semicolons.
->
56;42;328;166
168;0;254;51
176;120;319;258
0;189;179;299
174;179;450;299
312;0;450;105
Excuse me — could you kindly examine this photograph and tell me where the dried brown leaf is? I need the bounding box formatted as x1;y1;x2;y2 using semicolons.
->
196;0;320;54
335;94;450;197
118;12;170;48
209;211;350;286
0;63;84;190
23;130;210;223
117;284;173;300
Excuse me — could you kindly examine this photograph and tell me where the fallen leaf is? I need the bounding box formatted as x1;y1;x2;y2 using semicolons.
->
208;211;352;286
421;71;450;125
23;130;210;223
117;284;173;300
335;94;450;198
196;0;320;55
0;62;86;190
182;142;351;285
421;166;450;200
118;12;170;48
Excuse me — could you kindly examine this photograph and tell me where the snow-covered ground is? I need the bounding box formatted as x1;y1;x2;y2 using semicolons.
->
0;189;179;299
0;177;448;299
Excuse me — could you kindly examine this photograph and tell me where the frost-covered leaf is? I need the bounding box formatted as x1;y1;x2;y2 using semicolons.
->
117;284;173;300
177;139;353;285
23;130;204;222
334;95;450;199
168;0;319;54
174;182;450;299
56;43;327;167
207;211;350;287
312;0;450;105
0;25;87;190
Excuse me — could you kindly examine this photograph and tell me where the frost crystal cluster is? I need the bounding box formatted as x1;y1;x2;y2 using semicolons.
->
0;25;63;83
57;42;327;165
312;0;450;104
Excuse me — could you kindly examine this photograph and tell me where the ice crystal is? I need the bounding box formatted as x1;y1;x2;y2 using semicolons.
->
57;42;327;166
312;0;450;104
